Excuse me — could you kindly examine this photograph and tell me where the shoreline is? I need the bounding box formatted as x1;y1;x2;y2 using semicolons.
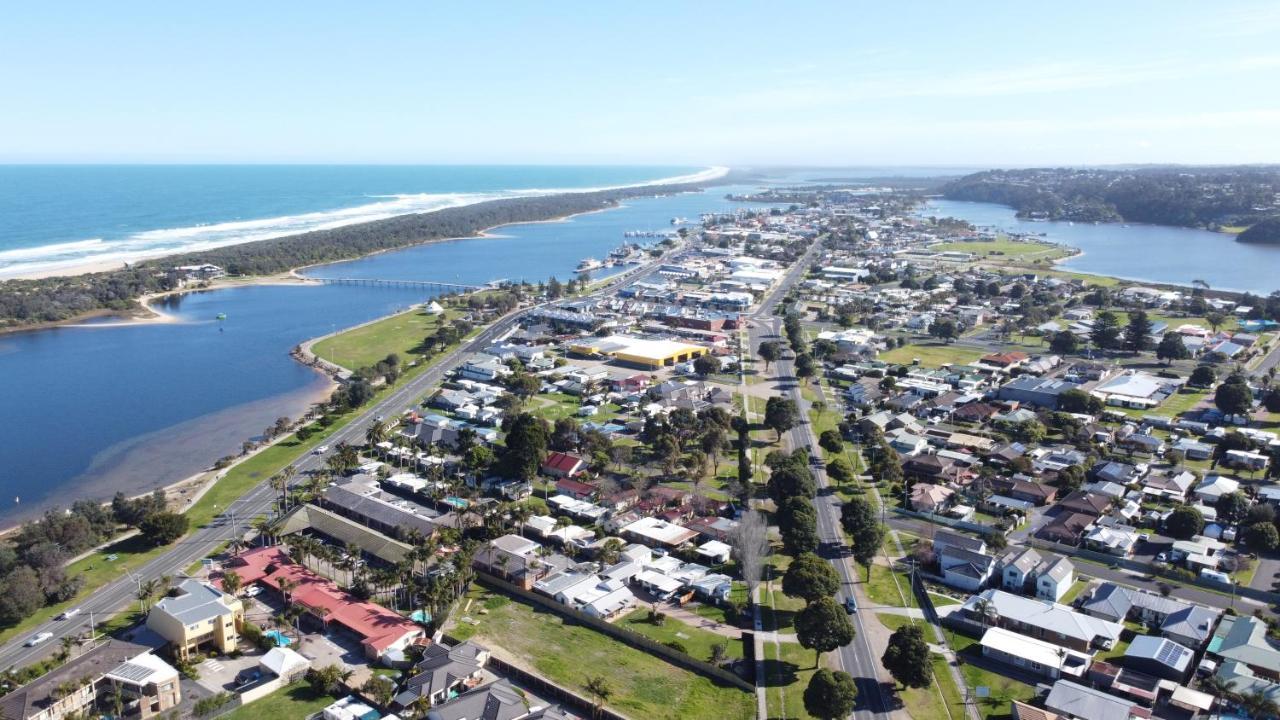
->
0;194;659;531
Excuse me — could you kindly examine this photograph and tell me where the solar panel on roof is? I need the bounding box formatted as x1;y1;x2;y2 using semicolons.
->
110;661;154;683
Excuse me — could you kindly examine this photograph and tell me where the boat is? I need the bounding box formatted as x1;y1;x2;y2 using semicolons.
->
575;258;604;273
670;217;687;225
216;313;227;320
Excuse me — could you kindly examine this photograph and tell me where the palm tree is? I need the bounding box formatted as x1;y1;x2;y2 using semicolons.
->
584;675;612;719
1240;688;1279;720
1199;674;1241;709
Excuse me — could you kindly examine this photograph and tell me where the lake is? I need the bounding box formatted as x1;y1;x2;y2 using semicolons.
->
923;199;1280;296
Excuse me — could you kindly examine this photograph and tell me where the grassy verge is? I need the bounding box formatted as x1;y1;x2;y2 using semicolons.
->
764;640;823;720
900;653;967;720
447;585;754;720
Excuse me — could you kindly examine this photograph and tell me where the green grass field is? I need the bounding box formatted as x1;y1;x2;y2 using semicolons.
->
928;238;1071;261
448;585;754;720
878;343;987;368
311;305;458;370
618;609;744;662
220;681;337;720
900;653;968;720
874;612;914;633
861;563;916;609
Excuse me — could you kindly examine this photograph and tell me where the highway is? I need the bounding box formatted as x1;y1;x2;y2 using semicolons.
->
0;255;659;673
747;243;895;719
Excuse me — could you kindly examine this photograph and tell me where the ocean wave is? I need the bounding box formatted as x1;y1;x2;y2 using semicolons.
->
0;166;729;279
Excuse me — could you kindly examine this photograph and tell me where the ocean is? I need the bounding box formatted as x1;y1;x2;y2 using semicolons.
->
0;165;721;277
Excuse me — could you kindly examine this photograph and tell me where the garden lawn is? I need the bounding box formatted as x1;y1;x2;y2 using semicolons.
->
946;630;1037;720
878;343;987;368
219;681;337;720
447;585;754;720
874;613;915;633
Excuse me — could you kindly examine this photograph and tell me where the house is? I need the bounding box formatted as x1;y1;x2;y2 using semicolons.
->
542;451;587;478
1161;605;1220;650
996;548;1075;601
1194;474;1240;504
414;679;568;720
1080;583;1133;624
554;477;596;500
146;579;244;661
1043;680;1139;720
696;539;733;565
458;355;512;382
1091;461;1142;486
933;530;987;555
1082;525;1140;557
980;627;1091;680
904;455;957;483
393;641;490;710
1141;471;1195;501
1210;615;1280;680
990;477;1057;506
1036;557;1076;602
1123;635;1193;681
1057;490;1111;517
998;547;1043;594
0;636;180;720
963;589;1123;652
621;516;699;548
997;376;1081;409
910;482;956;514
939;546;996;591
1039;512;1095;545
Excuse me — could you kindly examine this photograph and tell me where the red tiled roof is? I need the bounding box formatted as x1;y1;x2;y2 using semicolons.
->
228;547;420;655
555;478;596;496
981;351;1029;366
542;451;584;473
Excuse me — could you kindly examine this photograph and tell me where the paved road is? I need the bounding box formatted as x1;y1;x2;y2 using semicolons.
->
747;244;896;720
0;255;662;673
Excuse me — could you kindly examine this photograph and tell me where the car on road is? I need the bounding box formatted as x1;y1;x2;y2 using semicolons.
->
25;632;53;647
56;608;81;621
809;454;823;467
844;595;857;613
313;445;329;455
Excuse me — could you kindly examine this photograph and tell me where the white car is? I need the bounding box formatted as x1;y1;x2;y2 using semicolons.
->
56;608;81;621
244;586;263;598
313;445;329;455
25;632;53;647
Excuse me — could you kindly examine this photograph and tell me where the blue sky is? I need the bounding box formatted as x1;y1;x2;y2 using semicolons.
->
3;1;1279;165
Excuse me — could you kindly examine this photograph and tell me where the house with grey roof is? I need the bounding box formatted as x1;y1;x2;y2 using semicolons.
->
1124;635;1193;681
393;641;490;710
939;546;995;592
1044;679;1139;720
1079;583;1131;623
1161;604;1221;650
963;589;1123;652
417;678;569;720
1210;615;1280;679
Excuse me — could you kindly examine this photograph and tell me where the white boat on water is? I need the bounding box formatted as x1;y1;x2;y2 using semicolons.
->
576;258;604;273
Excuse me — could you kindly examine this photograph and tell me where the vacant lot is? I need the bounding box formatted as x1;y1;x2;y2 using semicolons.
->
879;342;987;368
220;681;336;720
447;585;754;720
929;239;1071;261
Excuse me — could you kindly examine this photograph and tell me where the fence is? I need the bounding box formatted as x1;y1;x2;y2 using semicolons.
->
474;572;755;692
891;506;1007;537
1023;536;1280;606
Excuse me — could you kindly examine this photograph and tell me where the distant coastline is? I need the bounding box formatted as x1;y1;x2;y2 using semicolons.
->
0;168;733;335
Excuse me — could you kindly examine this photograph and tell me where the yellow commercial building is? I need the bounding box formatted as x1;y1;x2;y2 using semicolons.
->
569;334;709;370
146;579;244;660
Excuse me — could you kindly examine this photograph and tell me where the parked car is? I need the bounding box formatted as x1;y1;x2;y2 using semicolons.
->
244;586;263;598
25;632;53;647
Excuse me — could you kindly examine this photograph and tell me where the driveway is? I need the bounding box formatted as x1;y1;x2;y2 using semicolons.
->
197;649;267;693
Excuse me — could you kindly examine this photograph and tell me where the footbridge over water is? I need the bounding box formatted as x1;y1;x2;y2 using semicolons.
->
307;276;490;292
